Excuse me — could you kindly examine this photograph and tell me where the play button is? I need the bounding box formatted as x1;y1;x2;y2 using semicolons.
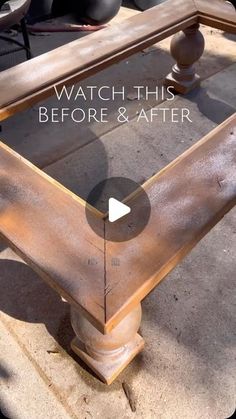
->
85;177;151;242
108;198;131;223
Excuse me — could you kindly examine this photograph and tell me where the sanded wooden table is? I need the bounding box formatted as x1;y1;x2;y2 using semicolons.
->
0;0;236;384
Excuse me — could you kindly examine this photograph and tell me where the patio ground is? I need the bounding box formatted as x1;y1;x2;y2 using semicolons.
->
0;5;236;419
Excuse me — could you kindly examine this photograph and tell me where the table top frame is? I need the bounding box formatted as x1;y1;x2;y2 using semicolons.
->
0;0;236;333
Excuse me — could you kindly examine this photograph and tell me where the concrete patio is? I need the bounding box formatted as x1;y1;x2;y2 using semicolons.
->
0;5;235;419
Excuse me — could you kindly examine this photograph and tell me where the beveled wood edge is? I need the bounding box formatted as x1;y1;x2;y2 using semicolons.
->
104;196;236;333
196;0;236;33
121;113;236;208
130;113;236;200
104;113;236;332
1;114;235;334
0;0;235;333
196;0;236;32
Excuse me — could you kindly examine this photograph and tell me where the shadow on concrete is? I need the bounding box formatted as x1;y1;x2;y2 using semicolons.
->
186;88;235;125
0;404;10;419
0;240;7;252
0;363;11;381
0;260;73;349
222;32;236;42
122;0;138;10
0;364;12;418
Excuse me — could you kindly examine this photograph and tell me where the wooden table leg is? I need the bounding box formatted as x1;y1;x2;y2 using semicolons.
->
165;23;205;94
71;304;144;384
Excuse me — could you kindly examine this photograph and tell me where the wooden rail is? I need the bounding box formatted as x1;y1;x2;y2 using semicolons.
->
0;143;105;330
105;114;236;330
0;0;235;121
0;0;236;383
1;114;235;333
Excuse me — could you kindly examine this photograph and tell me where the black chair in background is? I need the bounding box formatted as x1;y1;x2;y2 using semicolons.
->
0;0;32;60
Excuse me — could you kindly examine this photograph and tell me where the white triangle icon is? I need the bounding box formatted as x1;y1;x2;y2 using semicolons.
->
108;198;131;223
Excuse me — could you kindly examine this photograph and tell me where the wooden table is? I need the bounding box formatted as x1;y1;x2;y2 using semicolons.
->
0;0;235;384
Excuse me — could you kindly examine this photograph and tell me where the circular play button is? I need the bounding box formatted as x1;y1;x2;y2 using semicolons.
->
85;177;151;242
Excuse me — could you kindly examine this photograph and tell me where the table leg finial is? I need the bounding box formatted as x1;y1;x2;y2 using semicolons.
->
165;24;205;94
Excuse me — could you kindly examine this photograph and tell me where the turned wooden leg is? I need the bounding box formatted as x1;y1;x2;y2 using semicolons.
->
71;304;144;384
165;24;205;94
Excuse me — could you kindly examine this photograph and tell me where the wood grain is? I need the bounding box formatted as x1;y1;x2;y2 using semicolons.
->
0;116;235;333
0;142;105;331
196;0;236;32
104;114;236;332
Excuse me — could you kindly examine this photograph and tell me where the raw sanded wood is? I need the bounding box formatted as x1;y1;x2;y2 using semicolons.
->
71;334;144;385
71;303;143;385
104;114;236;331
196;0;236;32
0;143;105;331
0;0;235;121
1;115;235;333
0;0;235;384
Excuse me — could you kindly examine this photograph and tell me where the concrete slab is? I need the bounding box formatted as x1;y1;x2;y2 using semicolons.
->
0;320;73;419
202;63;236;109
